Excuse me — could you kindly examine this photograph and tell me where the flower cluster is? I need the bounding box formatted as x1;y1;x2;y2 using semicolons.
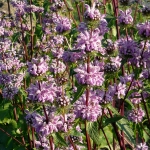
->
84;3;101;20
128;108;145;123
27;57;49;76
118;37;140;58
137;21;150;38
118;9;133;25
74;91;102;122
1;0;150;149
54;16;72;33
27;81;57;103
76;30;103;53
74;63;104;86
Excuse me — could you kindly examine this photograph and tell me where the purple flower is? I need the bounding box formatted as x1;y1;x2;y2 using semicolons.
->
0;73;12;85
50;0;65;12
140;69;150;79
51;35;64;45
110;56;122;68
118;9;133;25
27;57;49;76
59;113;75;132
98;19;109;35
54;16;72;33
27;81;57;103
128;108;145;123
0;39;11;52
25;111;44;126
95;89;113;104
116;83;126;99
35;140;50;150
137;21;150;38
84;3;101;20
11;1;26;16
50;60;66;74
76;30;103;53
135;143;148;150
9;73;25;88
74;63;104;86
0;57;24;72
120;73;134;84
62;51;84;63
117;37;140;59
25;5;44;13
78;22;87;32
36;113;63;136
129;92;141;104
108;83;126;99
51;47;64;59
0;26;4;36
74;91;102;122
2;85;18;100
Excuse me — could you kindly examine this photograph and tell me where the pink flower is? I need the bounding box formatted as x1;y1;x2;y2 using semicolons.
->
117;83;126;99
110;56;122;68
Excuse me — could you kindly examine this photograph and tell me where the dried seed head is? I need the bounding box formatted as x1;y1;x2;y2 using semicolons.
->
70;135;79;143
57;97;70;107
104;63;117;73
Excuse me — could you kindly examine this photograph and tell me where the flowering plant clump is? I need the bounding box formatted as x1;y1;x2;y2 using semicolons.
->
0;0;150;150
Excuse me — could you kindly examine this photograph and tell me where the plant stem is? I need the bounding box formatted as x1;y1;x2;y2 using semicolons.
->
63;0;77;27
141;92;150;126
133;1;139;26
7;0;11;17
119;77;134;111
112;0;120;39
76;3;82;22
85;53;91;150
49;136;54;150
103;0;106;14
28;126;33;149
100;126;112;150
29;0;33;60
108;109;125;150
0;126;26;147
85;120;92;150
43;105;49;124
20;16;28;61
68;136;77;150
32;127;35;148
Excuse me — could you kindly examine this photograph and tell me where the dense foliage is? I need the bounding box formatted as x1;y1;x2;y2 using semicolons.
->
0;0;150;149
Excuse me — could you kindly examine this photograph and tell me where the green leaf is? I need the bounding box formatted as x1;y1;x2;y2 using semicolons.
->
70;129;83;137
0;101;12;120
143;126;150;142
87;122;101;145
107;104;120;115
53;132;67;147
106;3;114;15
112;26;117;37
125;99;135;109
24;33;30;45
117;118;135;145
133;67;142;80
71;85;86;104
33;35;37;46
6;137;12;147
35;24;43;39
103;115;123;127
99;126;113;149
12;32;20;43
31;12;36;21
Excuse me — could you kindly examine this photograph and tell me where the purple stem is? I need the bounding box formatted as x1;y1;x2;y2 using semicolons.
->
108;109;125;150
